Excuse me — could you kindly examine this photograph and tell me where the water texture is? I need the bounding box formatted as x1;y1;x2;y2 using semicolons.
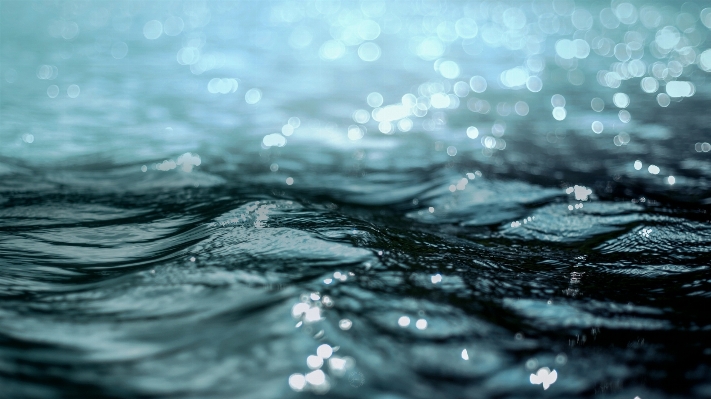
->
1;0;711;398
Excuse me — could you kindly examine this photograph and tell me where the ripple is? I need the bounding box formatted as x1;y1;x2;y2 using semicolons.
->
501;202;644;243
596;220;711;257
407;179;560;226
504;299;669;330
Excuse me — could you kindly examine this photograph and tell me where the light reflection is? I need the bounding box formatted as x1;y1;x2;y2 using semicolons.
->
347;125;364;140
514;101;529;116
262;133;285;147
304;369;328;391
67;84;80;98
500;67;528;88
437;60;460;79
455;18;478;39
18;3;711;394
525;358;538;370
655;26;681;51
288;117;301;128
317;344;333;359
552;107;566;121
551;94;565;108
555;39;590;59
397;118;413;132
640;77;659;93
143;20;163;40
367;92;383;107
656;93;671;107
618;110;631;123
352;109;370;124
666;81;695;97
378;121;393;134
591;97;604;112
303;306;320;322
530;367;558;390
156;160;176;171
614;132;630;146
208;78;238;94
416;37;445;60
358;20;381;41
358;42;381;62
566;185;592;201
591;121;603;134
319;40;346;60
163;16;184;36
291;302;309;318
613;92;630;108
176;152;201;172
469;76;487;93
526;76;543;92
555;353;567;365
47;85;59;98
339;319;352;330
307;355;323;369
699;49;711;71
245;88;262;104
288;373;307;391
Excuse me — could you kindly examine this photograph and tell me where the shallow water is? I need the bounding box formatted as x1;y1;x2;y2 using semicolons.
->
1;0;711;398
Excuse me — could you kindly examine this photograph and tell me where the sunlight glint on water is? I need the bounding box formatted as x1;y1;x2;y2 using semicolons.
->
1;0;711;398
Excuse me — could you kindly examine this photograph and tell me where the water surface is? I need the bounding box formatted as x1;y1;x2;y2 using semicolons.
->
1;0;711;398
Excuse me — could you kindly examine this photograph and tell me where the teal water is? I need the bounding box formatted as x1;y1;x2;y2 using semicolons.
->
1;1;711;397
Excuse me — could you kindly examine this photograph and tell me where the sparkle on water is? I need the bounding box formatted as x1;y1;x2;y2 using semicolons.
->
1;0;711;398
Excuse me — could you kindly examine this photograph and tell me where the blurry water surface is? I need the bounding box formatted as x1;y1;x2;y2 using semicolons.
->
1;0;711;397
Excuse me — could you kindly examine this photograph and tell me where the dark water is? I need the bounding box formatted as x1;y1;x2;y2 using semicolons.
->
1;0;711;397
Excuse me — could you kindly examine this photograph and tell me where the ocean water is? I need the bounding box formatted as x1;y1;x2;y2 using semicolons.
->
1;0;711;397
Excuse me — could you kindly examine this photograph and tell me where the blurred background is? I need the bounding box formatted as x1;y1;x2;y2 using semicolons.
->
1;0;711;398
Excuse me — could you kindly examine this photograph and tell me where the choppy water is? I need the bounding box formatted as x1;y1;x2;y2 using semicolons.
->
2;0;711;397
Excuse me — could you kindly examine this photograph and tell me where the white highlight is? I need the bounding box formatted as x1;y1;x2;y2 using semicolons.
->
373;103;411;122
665;81;695;98
307;355;324;369
566;185;592;201
305;369;326;385
289;374;306;391
262;133;286;147
530;367;558;390
317;344;333;359
143;20;163;40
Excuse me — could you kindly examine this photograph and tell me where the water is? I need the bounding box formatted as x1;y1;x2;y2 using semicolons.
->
1;0;711;397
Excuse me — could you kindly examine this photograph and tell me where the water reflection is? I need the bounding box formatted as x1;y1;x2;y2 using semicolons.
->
1;0;711;398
